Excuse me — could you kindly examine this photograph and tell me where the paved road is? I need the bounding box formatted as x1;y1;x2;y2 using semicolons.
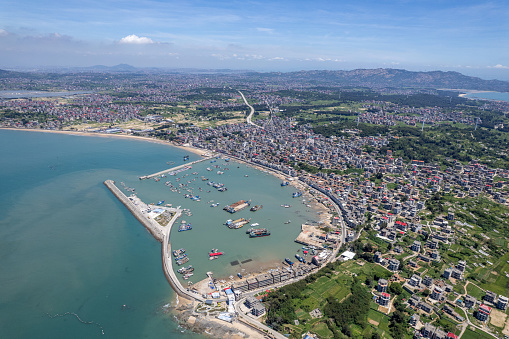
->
234;297;289;339
238;90;262;128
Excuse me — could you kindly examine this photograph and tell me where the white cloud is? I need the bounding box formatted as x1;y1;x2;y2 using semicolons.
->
256;27;275;34
0;29;9;36
492;64;509;69
119;34;154;44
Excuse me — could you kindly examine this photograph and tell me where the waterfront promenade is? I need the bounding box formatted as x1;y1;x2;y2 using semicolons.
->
104;180;204;302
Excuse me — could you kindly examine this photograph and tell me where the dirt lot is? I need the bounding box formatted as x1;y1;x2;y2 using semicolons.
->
490;308;507;328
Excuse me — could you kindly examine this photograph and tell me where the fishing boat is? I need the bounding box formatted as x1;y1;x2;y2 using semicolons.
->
292;191;303;198
176;257;189;265
285;258;294;266
217;187;228;192
284;220;291;224
237;273;242;279
209;249;224;257
227;218;250;229
281;181;289;186
250;205;263;211
173;248;186;257
178;223;192;232
157;200;164;205
183;155;190;161
249;228;271;238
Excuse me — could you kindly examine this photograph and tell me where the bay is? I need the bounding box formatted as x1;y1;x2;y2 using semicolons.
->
463;91;509;102
0;129;321;337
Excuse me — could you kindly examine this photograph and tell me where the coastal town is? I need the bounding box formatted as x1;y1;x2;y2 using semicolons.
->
2;70;509;339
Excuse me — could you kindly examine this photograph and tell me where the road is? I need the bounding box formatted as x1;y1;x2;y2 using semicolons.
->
238;90;262;128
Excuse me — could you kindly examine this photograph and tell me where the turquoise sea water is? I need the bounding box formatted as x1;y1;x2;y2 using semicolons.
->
0;130;319;337
464;91;509;102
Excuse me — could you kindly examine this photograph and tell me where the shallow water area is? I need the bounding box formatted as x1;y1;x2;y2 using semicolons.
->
0;129;324;337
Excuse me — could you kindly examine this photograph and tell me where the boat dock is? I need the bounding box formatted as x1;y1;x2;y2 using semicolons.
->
104;180;204;302
139;156;215;180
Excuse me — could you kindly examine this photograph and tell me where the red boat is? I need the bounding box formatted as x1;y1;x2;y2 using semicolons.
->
209;252;223;257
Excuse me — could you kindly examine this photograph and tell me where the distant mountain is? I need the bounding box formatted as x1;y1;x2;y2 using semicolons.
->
273;68;509;92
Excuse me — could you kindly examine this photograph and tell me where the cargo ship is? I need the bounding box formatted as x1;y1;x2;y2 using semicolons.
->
250;205;263;211
249;228;271;238
223;200;251;213
227;218;250;229
292;191;303;198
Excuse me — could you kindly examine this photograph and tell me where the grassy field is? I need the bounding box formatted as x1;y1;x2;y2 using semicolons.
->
466;282;486;300
284;261;396;338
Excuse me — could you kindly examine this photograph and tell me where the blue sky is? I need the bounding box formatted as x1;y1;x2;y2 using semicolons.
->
1;0;508;79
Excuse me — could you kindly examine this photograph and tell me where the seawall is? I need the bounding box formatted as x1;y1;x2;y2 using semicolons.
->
104;180;164;241
104;180;204;302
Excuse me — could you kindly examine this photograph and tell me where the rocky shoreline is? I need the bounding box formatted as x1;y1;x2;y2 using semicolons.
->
170;296;256;339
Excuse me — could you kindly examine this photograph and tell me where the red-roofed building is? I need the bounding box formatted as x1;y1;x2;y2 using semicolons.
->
477;304;492;322
379;292;390;306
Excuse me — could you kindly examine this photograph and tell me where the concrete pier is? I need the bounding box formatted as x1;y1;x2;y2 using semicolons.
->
104;180;204;302
139;156;215;180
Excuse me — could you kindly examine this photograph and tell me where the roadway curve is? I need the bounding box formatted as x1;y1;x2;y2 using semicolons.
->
238;90;262;128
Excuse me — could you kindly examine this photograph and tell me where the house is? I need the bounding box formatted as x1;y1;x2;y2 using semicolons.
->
464;295;477;309
252;303;266;316
476;304;492;322
421;323;436;337
411;240;421;252
484;290;497;303
423;275;433;287
431;286;444;301
498;295;508;310
379;292;390;307
388;258;400;271
409;274;422;287
377;279;388;293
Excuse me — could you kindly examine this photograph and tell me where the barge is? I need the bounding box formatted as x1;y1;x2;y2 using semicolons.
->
223;200;251;213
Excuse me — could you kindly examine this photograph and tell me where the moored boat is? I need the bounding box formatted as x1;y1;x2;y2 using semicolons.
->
249;228;271;238
250;205;263;211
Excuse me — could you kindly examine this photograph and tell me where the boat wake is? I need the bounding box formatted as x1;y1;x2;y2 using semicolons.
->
47;311;105;335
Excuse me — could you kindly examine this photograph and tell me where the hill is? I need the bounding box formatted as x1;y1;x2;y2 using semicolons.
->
263;68;509;92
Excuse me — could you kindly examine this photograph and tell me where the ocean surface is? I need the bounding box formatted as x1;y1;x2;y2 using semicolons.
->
0;129;321;338
0;90;93;99
463;91;509;102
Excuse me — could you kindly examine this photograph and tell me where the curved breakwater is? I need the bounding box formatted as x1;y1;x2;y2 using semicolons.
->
104;180;204;302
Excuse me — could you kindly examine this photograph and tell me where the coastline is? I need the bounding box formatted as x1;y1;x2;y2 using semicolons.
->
0;127;206;156
2;126;334;338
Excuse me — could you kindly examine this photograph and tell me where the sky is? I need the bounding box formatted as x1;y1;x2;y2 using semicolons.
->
1;0;509;80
